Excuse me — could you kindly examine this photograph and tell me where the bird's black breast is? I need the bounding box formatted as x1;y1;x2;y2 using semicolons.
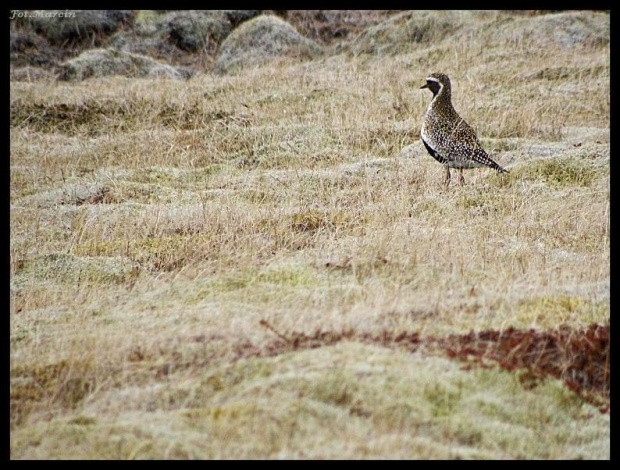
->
421;137;448;165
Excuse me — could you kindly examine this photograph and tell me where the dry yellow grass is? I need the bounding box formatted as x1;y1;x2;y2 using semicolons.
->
11;11;609;459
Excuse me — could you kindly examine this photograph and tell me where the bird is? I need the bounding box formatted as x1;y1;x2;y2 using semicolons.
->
420;73;508;187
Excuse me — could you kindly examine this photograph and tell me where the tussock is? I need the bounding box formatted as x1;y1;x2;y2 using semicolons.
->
486;11;610;49
347;10;490;55
58;48;191;81
13;252;140;285
215;15;323;74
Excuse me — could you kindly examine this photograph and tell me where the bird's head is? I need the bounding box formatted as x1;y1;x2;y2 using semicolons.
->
420;73;451;97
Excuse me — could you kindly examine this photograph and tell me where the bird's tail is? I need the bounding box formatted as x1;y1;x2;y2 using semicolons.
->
492;161;509;174
474;149;508;174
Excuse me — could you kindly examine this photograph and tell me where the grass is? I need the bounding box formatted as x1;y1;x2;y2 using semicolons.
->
10;11;609;459
10;346;609;459
512;157;602;187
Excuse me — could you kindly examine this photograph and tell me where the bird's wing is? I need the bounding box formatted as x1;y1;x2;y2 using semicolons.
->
426;116;480;161
429;117;507;172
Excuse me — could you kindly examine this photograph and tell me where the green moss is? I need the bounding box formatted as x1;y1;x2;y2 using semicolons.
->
10;345;610;458
529;65;608;81
306;373;358;407
187;264;319;304
290;209;351;233
194;164;225;179
458;190;496;209
480;138;520;152
424;381;464;418
257;266;316;287
129;168;175;184
208;402;260;421
134;236;201;270
513;158;600;187
78;234;210;272
68;415;98;426
11;359;96;427
456;187;517;216
15;252;140;284
200;361;277;397
238;188;279;204
515;295;609;324
134;10;161;25
210;272;253;292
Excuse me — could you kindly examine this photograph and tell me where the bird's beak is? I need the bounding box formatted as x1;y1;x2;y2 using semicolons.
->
420;83;428;89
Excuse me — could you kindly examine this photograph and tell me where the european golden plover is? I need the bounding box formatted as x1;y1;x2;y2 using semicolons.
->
420;73;508;187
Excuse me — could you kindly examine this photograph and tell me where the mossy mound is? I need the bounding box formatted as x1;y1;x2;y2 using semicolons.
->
347;10;484;55
485;11;609;49
346;11;609;55
13;253;140;285
57;48;192;81
214;15;322;74
106;10;248;68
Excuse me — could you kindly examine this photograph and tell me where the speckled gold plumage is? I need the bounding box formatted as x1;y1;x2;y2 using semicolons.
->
420;73;507;186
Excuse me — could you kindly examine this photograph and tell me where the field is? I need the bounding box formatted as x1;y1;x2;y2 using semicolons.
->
10;11;609;459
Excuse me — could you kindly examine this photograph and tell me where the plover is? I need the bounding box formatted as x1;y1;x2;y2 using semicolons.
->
420;73;508;187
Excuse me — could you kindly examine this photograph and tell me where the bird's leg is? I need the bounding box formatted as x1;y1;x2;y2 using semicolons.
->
458;168;465;186
444;166;451;188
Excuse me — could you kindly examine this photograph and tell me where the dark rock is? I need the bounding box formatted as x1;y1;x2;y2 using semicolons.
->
27;10;135;45
164;10;232;53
